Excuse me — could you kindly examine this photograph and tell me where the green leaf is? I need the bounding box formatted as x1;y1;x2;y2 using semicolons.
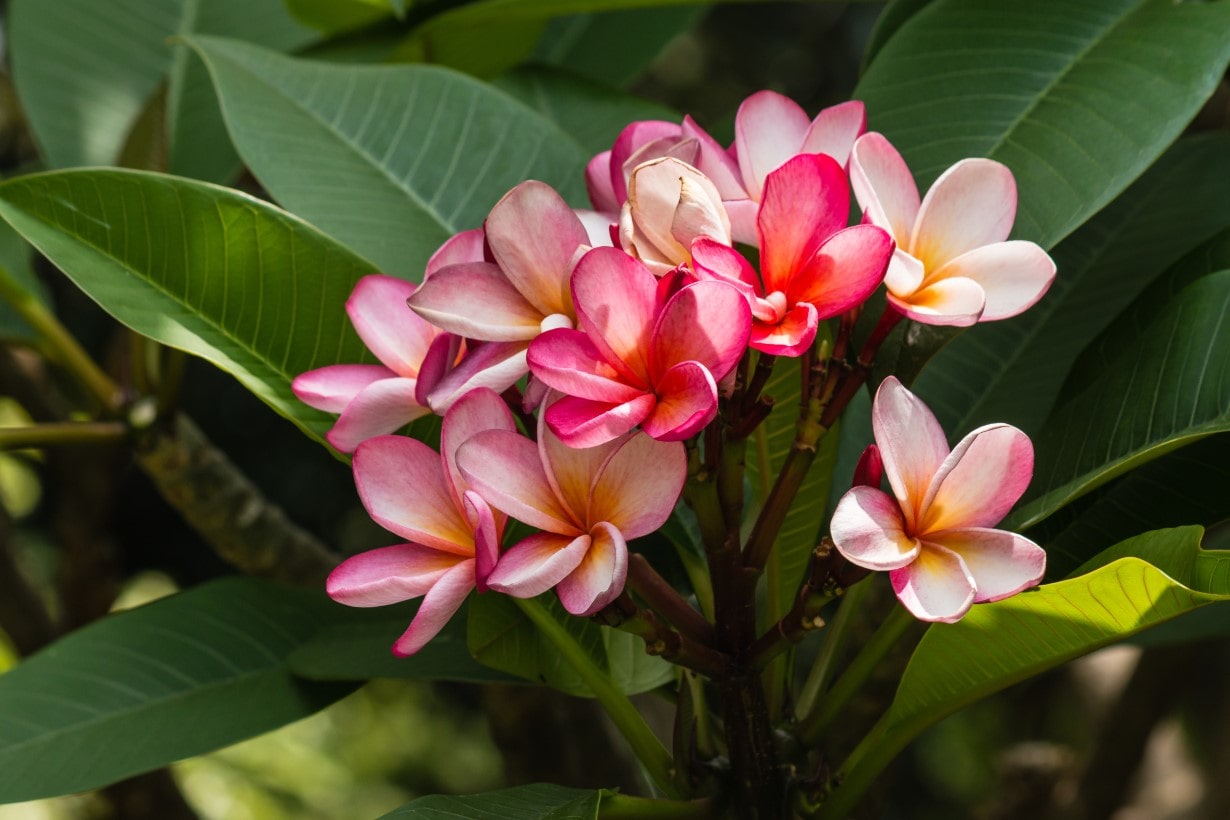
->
9;0;316;182
287;601;517;683
0;578;356;802
188;36;591;280
1009;269;1230;530
285;0;395;34
861;0;937;70
0;219;47;343
0;168;374;446
854;0;1230;250
396;16;549;79
467;593;675;697
914;134;1230;439
378;783;604;819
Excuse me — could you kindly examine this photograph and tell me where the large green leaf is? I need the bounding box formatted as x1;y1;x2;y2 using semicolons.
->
9;0;316;182
379;784;603;819
0;168;374;446
914;135;1230;439
0;578;355;802
468;593;675;697
0;219;47;344
855;0;1230;250
188;36;590;280
1009;269;1230;530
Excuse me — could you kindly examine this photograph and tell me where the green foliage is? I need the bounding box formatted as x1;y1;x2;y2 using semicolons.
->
533;6;705;87
285;0;398;34
0;221;45;343
378;783;604;819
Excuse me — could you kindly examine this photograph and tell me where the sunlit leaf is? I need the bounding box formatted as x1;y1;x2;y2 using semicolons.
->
379;784;604;819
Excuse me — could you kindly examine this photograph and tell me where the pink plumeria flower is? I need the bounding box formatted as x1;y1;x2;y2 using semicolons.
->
527;246;751;448
325;388;514;656
407;181;590;407
849;133;1056;327
692;153;893;356
458;404;686;616
619;157;733;276
830;377;1045;623
293;275;455;453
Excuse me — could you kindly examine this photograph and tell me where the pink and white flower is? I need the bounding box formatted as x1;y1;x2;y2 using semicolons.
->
619;157;733;276
527;246;751;448
458;406;686;616
830;377;1045;623
849;133;1056;326
325;388;515;656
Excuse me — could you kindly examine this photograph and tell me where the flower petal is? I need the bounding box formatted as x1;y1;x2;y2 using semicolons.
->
464;491;501;592
787;224;893;320
912;158;1016;269
392;559;476;657
440;386;516;505
586;150;619;213
485;532;591;598
426;341;529;414
414;333;464;407
650;280;750;382
872;376;951;531
610;120;684;202
800;100;866;167
354;436;473;554
572;247;658;385
544;393;656;449
830;486;920;570
932;528;1045;603
327;377;428;454
850;132;920;245
327;543;468;607
890;276;985;327
642;360;718;441
293;364;393;413
690;236;762;298
425;228;486;279
537;403;620;528
890;542;976;623
919;423;1034;533
574;208;617;248
927;240;1056;322
527;329;644;403
884;247;925;298
682;115;745;198
735;90;811;201
347;275;438;375
485;181;587;317
557;522;629;616
725;198;761;246
408;262;545;340
750;302;818;357
757;153;849;294
457;429;577;534
588;432;686;538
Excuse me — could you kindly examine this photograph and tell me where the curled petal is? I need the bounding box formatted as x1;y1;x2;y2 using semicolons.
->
928;241;1056;322
427;342;529;415
800;100;866;167
749;302;818;357
911;158;1016;269
873;376;951;531
426;228;486;278
920;423;1034;533
671;174;732;250
690;237;762;298
327;377;428;454
830;486;920;570
788;224;893;320
850;132;920;245
891;276;986;327
735;90;811;201
485;181;586;317
414;333;464;407
933;528;1045;603
528;329;645;403
586;151;619;213
486;532;591;599
458;429;577;534
327;543;468;607
408;262;545;340
588;432;686;538
293;364;393;413
890;542;976;623
558;522;629;616
347;275;437;376
884;247;926;299
651;280;751;382
464;491;501;592
392;559;476;657
440;386;516;505
642;361;718;441
544;393;657;449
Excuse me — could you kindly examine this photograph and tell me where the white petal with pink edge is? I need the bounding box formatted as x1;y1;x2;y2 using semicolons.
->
408;262;546;341
425;228;485;278
392;559;476;657
293;364;392;413
850;132;920;245
890;275;985;327
830;486;920;570
928;240;1056;322
920;423;1034;534
327;377;428;454
327;543;469;607
485;181;587;317
933;527;1045;603
347;275;437;376
558;522;629;616
890;543;976;623
486;532;592;599
872;377;952;531
734;90;811;201
911;158;1016;269
800;100;866;167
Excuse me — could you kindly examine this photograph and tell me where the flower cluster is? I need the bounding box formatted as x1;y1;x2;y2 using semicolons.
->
296;89;1056;654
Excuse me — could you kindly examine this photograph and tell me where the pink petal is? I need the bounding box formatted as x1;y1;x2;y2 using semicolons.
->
932;528;1045;603
425;228;486;279
485;181;586;317
928;241;1056;322
800;100;866;167
830;485;920;570
725;199;761;246
735;90;811;201
911;158;1017;269
919;423;1034;533
538;407;620;527
527;329;644;403
572;247;658;385
464;491;501;592
650;280;751;382
293;364;393;413
850;132;920;246
327;543;469;607
327;377;429;454
872;376;951;532
414;334;463;407
426;341;529;414
757;153;849;295
690;236;762;299
440;386;517;505
457;429;577;534
347;275;438;376
682;115;745;198
749;302;818;357
408;262;545;340
787;224;893;320
890;543;976;623
485;532;591;598
392;559;476;656
545;393;656;449
610;120;683;202
891;276;985;327
588;432;686;538
586;151;619;213
557;522;628;616
641;360;718;441
574;208;618;248
353;436;473;554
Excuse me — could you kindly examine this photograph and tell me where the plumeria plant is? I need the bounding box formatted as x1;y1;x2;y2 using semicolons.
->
0;2;1229;820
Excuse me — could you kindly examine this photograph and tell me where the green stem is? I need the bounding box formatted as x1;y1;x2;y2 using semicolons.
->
793;579;871;721
0;421;128;449
0;265;121;412
796;604;913;746
600;794;716;819
514;596;678;797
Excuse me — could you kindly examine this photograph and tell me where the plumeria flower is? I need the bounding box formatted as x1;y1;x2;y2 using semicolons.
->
407;181;592;409
293;275;454;453
830;377;1045;623
849;132;1056;326
619;157;733;276
527;246;751;448
692;153;893;356
325;388;515;656
458;402;686;616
